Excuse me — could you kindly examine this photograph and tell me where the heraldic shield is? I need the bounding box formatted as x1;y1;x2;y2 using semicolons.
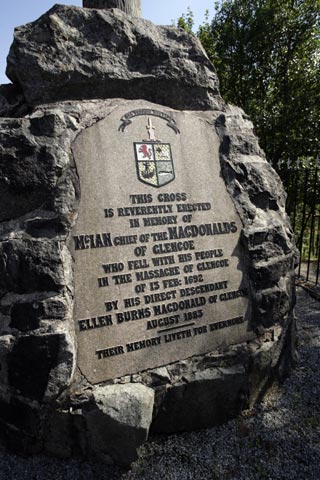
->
134;142;175;187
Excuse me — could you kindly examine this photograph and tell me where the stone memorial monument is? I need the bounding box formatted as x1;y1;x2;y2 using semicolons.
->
0;0;297;465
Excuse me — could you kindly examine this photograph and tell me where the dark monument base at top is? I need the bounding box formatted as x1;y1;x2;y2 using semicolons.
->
0;4;297;466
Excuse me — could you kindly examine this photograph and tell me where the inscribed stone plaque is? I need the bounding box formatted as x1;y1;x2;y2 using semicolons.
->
70;102;253;383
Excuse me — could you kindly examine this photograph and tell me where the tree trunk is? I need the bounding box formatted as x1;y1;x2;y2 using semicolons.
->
83;0;142;17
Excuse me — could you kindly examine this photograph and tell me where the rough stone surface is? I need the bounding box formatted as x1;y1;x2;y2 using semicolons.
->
8;334;62;401
84;384;154;464
152;365;248;433
0;110;77;223
0;104;78;454
0;239;67;293
6;5;221;111
218;108;297;330
0;84;29;118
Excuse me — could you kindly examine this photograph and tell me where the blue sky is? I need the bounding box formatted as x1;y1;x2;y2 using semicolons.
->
0;0;214;85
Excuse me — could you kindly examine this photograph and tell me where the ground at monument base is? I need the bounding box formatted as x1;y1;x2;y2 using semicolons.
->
0;287;318;480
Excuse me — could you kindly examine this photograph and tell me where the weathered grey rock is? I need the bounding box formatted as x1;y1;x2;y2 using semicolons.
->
215;105;298;334
6;5;221;110
0;326;75;453
0;84;28;118
0;103;78;453
0;110;77;223
84;384;154;464
248;318;297;404
8;333;64;401
9;293;67;332
152;365;248;433
0;239;67;294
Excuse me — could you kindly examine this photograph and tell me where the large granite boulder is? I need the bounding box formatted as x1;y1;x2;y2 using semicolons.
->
6;4;221;111
0;3;297;466
84;384;154;464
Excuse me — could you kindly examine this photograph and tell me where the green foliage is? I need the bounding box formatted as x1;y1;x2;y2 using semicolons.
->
210;0;320;171
197;11;215;61
179;1;320;174
177;7;194;33
284;158;320;259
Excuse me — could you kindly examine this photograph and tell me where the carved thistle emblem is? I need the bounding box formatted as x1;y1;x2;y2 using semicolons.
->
134;118;175;188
